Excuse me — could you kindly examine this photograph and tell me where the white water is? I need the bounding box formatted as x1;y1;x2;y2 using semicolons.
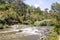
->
20;27;39;35
0;25;53;40
0;26;53;40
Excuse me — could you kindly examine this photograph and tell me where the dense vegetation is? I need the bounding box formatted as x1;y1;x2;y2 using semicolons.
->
0;0;60;35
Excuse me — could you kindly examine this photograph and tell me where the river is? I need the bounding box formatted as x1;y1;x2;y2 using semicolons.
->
0;25;53;40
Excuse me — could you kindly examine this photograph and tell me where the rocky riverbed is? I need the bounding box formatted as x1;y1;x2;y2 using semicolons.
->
0;25;54;40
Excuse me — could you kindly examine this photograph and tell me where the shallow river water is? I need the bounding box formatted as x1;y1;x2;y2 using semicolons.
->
0;26;53;40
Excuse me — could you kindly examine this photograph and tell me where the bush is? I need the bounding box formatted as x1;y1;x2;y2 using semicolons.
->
4;25;10;28
46;35;58;40
0;4;9;10
0;24;10;29
34;20;54;26
46;21;54;26
0;24;4;29
23;20;32;25
34;21;47;26
46;31;58;40
54;25;60;35
34;21;41;26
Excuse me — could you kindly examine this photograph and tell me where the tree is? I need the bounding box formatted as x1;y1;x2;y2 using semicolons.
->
51;2;60;12
51;2;60;34
0;0;6;4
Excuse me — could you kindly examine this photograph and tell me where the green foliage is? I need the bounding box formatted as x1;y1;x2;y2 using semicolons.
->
51;2;60;12
23;20;32;25
0;24;4;29
0;4;10;10
0;24;10;29
34;21;41;26
46;31;58;40
46;35;58;40
54;25;60;35
34;20;54;26
30;13;41;21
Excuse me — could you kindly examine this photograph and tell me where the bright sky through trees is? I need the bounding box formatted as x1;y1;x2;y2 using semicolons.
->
24;0;60;10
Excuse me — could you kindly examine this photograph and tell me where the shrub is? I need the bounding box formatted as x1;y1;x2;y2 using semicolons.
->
34;20;54;26
46;21;54;26
4;25;10;28
0;24;10;29
34;21;47;26
46;35;58;40
54;25;60;35
0;4;9;10
0;24;4;29
23;20;32;25
34;21;41;26
46;31;58;40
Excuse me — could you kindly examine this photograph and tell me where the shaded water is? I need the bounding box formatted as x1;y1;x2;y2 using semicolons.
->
0;26;53;40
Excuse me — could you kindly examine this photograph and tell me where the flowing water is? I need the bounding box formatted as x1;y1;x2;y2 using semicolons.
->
0;25;53;40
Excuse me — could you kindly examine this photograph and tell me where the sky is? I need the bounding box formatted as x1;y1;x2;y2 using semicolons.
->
24;0;60;10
